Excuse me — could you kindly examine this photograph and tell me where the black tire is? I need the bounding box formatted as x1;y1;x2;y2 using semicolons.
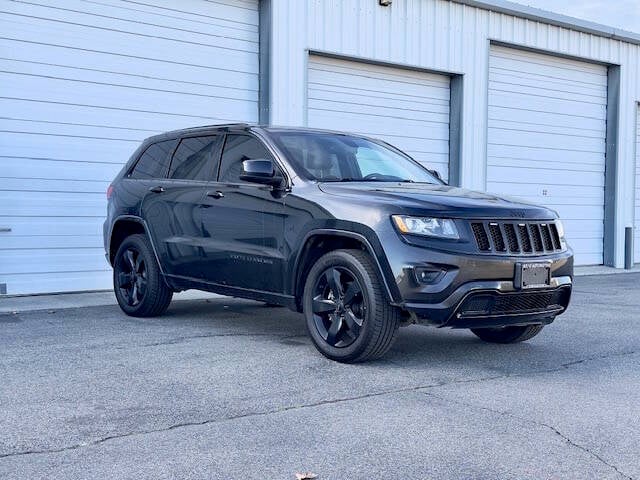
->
113;234;173;317
471;324;545;344
303;249;400;363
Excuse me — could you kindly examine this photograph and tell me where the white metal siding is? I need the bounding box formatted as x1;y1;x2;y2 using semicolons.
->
0;0;259;294
486;46;608;266
635;105;640;263
269;0;640;268
307;55;450;179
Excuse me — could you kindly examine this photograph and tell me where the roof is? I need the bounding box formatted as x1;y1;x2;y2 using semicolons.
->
450;0;640;46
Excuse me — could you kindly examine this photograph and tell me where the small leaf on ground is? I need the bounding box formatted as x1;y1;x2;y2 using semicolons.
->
295;472;318;480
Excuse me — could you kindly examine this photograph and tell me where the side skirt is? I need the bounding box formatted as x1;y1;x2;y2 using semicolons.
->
165;274;298;310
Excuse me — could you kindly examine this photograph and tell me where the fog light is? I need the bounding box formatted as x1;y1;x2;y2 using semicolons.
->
414;267;444;284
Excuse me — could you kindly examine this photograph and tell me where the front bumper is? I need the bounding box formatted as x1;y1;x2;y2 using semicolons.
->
403;276;572;328
382;236;574;327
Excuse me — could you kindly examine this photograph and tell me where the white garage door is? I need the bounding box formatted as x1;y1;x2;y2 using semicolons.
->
0;0;259;295
307;55;450;180
635;105;640;264
487;45;608;266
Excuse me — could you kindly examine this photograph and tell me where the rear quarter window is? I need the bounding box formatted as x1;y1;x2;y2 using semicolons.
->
130;139;177;179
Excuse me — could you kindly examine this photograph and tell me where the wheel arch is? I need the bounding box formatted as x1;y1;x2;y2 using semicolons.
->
108;216;161;271
292;229;401;312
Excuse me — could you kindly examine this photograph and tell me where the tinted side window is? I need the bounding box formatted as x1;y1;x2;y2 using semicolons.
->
219;134;273;183
169;135;220;181
130;139;177;179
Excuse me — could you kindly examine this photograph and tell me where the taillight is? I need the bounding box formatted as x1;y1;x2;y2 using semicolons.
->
106;184;114;199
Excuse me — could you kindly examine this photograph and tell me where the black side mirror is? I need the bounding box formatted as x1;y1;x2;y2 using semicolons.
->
240;159;283;186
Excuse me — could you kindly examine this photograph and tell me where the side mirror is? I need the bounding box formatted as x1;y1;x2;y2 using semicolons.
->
240;159;283;186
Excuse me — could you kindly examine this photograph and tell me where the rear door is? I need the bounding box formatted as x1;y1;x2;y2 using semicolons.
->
200;133;286;293
141;134;222;278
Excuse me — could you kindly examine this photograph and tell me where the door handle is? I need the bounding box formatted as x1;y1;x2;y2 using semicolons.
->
149;186;165;193
207;191;224;199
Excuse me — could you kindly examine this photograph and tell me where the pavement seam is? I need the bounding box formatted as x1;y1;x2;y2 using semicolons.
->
422;391;634;480
139;333;307;347
0;349;637;461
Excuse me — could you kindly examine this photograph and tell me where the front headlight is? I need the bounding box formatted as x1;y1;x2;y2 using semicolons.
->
392;215;459;239
555;220;565;239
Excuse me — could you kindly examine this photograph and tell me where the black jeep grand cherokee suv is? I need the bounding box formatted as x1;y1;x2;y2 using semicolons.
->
104;124;572;362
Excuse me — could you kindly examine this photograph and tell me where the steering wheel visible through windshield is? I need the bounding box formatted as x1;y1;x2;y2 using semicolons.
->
267;130;443;184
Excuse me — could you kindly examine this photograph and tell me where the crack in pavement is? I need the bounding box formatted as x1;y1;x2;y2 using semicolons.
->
139;332;307;348
422;391;634;480
1;349;637;461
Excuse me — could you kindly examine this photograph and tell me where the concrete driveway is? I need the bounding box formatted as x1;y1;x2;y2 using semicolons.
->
1;273;638;479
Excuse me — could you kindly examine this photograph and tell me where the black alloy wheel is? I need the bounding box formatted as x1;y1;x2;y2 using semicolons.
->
303;249;401;363
116;246;147;307
312;266;366;348
113;234;173;317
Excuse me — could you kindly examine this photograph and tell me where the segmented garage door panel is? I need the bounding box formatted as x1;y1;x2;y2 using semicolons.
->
635;105;640;264
0;0;259;294
486;45;608;266
307;56;451;179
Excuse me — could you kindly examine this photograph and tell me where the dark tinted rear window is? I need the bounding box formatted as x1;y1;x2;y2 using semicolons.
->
169;135;220;181
130;139;177;179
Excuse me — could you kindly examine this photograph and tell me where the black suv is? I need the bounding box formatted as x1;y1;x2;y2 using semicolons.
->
104;124;573;362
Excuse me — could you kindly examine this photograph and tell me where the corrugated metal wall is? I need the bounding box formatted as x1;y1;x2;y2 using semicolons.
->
268;0;640;268
0;0;259;294
306;55;451;179
486;45;608;266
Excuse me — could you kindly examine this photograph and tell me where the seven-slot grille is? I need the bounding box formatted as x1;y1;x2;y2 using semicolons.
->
470;221;562;254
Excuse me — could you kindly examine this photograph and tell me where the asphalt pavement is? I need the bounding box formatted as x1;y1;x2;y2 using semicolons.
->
1;273;639;479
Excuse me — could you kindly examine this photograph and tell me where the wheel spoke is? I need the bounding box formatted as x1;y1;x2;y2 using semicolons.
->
344;310;363;333
342;280;361;307
325;268;344;297
125;249;136;271
313;295;337;314
130;283;139;305
325;314;342;346
134;254;144;274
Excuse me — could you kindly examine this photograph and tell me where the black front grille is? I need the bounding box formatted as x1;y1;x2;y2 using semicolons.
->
471;221;563;254
458;288;570;318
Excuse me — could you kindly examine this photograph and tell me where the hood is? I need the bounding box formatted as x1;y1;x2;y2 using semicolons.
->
317;182;557;220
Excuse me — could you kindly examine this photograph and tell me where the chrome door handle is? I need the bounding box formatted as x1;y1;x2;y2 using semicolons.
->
207;191;224;199
149;186;165;193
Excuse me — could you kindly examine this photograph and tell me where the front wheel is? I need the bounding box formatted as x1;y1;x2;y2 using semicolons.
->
113;234;173;317
471;324;545;343
303;249;400;363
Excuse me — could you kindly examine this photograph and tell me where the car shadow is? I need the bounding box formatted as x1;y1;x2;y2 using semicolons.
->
123;296;574;375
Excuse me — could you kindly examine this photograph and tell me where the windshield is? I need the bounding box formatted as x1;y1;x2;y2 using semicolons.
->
268;131;443;184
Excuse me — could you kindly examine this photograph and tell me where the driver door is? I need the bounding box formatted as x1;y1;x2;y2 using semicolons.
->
199;133;286;293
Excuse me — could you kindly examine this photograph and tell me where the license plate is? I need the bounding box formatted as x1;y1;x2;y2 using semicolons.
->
515;262;551;289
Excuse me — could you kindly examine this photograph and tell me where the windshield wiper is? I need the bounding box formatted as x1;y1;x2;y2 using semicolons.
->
324;177;416;183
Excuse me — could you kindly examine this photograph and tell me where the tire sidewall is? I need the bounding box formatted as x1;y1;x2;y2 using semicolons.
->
303;251;379;362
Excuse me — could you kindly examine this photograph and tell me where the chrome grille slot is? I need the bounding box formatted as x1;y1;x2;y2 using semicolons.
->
530;224;544;252
488;223;506;252
503;224;520;252
517;224;532;252
540;224;554;250
471;223;490;251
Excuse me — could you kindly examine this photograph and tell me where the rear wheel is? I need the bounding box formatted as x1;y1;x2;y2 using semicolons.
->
471;324;545;343
303;249;400;363
113;234;172;317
